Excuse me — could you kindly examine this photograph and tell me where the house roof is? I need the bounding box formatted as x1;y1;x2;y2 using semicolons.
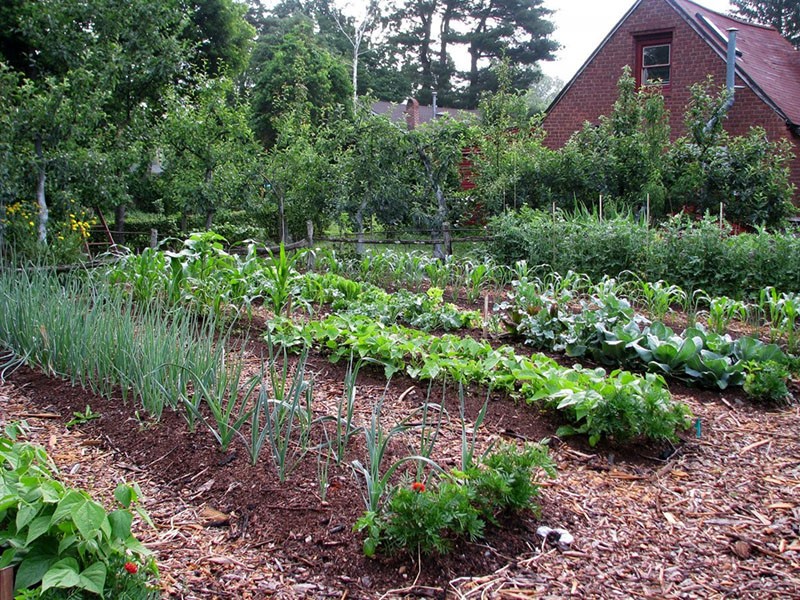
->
672;0;800;126
371;100;478;126
547;0;800;127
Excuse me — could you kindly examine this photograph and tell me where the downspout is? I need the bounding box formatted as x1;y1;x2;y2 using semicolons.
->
704;28;738;134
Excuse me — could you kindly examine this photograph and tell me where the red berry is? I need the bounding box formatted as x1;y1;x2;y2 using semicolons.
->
124;562;138;574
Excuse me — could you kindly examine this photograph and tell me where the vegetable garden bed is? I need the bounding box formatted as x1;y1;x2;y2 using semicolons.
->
1;242;798;598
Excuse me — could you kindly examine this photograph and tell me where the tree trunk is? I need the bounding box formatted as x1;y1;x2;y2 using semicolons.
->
205;210;214;230
35;134;48;244
180;211;188;234
355;198;367;255
114;204;126;245
278;193;287;244
0;200;6;251
415;145;450;259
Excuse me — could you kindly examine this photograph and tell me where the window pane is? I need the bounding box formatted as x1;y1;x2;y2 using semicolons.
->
643;44;670;66
644;65;670;84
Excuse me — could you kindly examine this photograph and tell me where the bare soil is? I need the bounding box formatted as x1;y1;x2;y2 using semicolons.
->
1;336;799;599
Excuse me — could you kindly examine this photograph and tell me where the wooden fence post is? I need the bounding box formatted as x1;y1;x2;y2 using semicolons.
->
150;229;158;249
1;566;13;600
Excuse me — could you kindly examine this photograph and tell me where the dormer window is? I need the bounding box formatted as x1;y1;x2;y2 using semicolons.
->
635;34;673;87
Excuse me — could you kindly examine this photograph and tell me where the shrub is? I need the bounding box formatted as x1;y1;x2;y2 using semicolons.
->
354;442;556;557
487;209;800;298
743;361;794;405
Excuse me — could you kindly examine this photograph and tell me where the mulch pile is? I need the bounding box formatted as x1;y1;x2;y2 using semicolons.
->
1;358;798;599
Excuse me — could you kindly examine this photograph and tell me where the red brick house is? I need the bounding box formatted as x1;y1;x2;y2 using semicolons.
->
542;0;800;203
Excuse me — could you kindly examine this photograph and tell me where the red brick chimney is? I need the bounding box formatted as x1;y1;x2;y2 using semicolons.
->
404;98;420;130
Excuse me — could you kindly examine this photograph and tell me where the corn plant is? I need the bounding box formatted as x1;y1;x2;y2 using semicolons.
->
260;243;306;315
681;288;710;327
705;296;749;335
423;256;453;290
632;278;687;321
464;261;490;303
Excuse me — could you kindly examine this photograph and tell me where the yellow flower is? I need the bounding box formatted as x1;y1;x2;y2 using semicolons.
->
29;221;35;227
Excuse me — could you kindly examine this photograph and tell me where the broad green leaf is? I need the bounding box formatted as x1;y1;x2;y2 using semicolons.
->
108;509;133;541
25;515;53;545
0;547;15;569
41;557;81;591
77;561;106;595
114;483;134;508
14;542;59;590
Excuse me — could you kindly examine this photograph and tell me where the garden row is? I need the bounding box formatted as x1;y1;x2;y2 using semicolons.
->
487;209;800;298
500;273;795;400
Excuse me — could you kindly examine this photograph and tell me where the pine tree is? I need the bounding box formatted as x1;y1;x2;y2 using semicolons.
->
731;0;800;47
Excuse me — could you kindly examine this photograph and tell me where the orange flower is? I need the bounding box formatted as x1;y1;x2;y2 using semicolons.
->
411;481;426;493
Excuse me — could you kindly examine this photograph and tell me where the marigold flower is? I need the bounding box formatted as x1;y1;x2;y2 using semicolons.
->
411;481;426;493
124;562;138;574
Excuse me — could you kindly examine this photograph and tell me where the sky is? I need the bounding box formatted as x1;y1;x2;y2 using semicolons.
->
540;0;734;83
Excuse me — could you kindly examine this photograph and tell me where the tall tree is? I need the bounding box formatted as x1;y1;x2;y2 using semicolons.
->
250;21;352;147
731;0;800;47
158;77;261;231
385;0;557;108
462;0;558;106
183;0;256;77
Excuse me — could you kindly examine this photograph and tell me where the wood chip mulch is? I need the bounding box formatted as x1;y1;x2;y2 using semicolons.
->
1;373;798;599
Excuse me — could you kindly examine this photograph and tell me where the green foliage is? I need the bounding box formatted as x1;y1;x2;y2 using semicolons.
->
270;313;692;446
355;442;555;557
487;208;800;298
0;436;158;598
500;274;791;390
157;76;262;229
743;360;794;404
250;21;352;148
665;79;794;227
549;67;670;214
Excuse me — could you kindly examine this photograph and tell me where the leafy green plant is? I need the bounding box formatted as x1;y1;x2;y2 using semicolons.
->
705;296;748;335
743;361;794;405
354;442;556;557
0;436;158;598
632;278;686;321
271;314;693;446
263;242;303;316
65;405;100;429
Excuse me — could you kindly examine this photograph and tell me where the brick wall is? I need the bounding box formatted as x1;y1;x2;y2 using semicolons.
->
542;0;800;204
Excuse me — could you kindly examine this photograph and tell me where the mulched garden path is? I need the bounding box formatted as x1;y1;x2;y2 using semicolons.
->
1;351;798;599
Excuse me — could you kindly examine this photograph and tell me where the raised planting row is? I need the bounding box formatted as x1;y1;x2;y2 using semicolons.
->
0;269;561;561
269;314;694;447
108;235;481;331
501;274;796;399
